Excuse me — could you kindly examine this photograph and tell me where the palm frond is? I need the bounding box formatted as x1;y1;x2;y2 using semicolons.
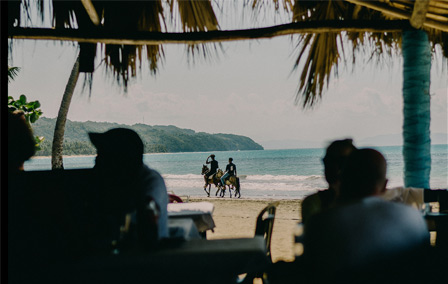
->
8;66;21;83
52;0;78;28
177;0;218;32
8;0;45;27
293;32;341;108
175;0;221;63
292;1;349;108
291;0;415;108
100;1;166;91
245;0;294;29
249;0;294;14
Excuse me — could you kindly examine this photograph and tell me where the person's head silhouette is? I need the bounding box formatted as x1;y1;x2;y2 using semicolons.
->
8;111;35;172
340;148;388;201
323;139;357;190
89;128;144;174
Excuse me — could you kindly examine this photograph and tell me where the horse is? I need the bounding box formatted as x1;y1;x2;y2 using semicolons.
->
201;165;223;197
217;175;241;198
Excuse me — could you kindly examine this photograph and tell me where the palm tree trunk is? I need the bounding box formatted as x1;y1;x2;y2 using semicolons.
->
402;29;431;188
51;55;80;169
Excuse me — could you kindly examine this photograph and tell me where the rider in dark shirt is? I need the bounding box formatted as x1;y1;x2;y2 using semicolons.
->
221;158;237;186
204;154;219;183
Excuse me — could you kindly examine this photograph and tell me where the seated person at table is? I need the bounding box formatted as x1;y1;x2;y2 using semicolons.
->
8;111;76;283
88;128;169;250
302;149;430;283
301;139;357;224
8;111;37;282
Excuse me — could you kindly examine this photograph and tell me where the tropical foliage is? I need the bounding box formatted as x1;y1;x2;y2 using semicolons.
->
32;117;263;156
8;95;45;151
289;1;446;107
8;66;21;83
8;0;220;91
8;95;43;123
8;1;447;107
8;1;447;186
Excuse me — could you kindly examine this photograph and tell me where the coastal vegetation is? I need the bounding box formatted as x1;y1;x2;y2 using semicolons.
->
8;67;45;151
32;117;263;156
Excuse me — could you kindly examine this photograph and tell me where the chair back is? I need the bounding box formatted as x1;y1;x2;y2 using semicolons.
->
255;201;280;262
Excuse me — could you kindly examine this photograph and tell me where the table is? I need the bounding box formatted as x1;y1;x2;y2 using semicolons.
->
168;202;215;234
423;211;448;221
66;236;268;284
423;211;448;250
168;218;201;240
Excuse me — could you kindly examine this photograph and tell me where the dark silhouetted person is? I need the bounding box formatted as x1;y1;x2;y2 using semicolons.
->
88;128;169;251
302;149;430;284
204;154;219;184
221;157;237;187
8;111;72;284
8;110;35;173
301;139;357;224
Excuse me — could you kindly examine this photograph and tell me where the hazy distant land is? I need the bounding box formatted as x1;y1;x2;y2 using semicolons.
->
32;117;264;156
32;117;446;155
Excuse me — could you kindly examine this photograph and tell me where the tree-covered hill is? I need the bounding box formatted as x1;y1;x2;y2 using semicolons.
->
32;117;263;156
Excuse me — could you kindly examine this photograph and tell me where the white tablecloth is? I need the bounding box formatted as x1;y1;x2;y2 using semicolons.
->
167;202;214;214
168;202;215;232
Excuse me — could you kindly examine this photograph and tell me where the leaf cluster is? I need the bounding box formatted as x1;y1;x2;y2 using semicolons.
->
8;66;21;83
8;94;45;151
8;94;43;123
9;0;221;92
11;1;447;108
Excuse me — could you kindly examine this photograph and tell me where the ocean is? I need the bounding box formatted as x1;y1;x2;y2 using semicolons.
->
24;145;448;199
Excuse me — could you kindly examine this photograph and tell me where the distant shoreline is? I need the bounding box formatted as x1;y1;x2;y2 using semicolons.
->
30;144;447;159
30;154;96;159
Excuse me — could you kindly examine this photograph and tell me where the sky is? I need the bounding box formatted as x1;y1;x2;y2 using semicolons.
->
7;6;448;149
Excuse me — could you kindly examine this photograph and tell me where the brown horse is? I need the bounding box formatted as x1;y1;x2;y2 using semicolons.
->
201;165;223;197
217;175;241;198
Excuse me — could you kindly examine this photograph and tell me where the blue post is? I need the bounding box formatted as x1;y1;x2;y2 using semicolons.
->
402;30;431;188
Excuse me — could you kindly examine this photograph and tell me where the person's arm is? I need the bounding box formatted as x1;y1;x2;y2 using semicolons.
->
205;156;210;164
141;168;169;239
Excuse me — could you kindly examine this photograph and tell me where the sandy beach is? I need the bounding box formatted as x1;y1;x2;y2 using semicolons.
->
189;197;302;263
188;196;438;264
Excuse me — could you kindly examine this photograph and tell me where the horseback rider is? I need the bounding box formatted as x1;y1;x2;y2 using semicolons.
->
204;154;219;184
221;158;237;187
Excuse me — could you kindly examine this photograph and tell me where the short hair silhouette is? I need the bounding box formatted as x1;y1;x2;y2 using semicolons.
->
323;139;357;184
340;148;387;200
8;111;35;171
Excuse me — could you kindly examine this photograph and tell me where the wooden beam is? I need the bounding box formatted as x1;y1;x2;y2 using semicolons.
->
346;0;413;19
410;0;430;29
9;20;413;45
346;0;448;31
430;0;448;10
426;12;448;23
80;0;100;26
427;6;448;18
